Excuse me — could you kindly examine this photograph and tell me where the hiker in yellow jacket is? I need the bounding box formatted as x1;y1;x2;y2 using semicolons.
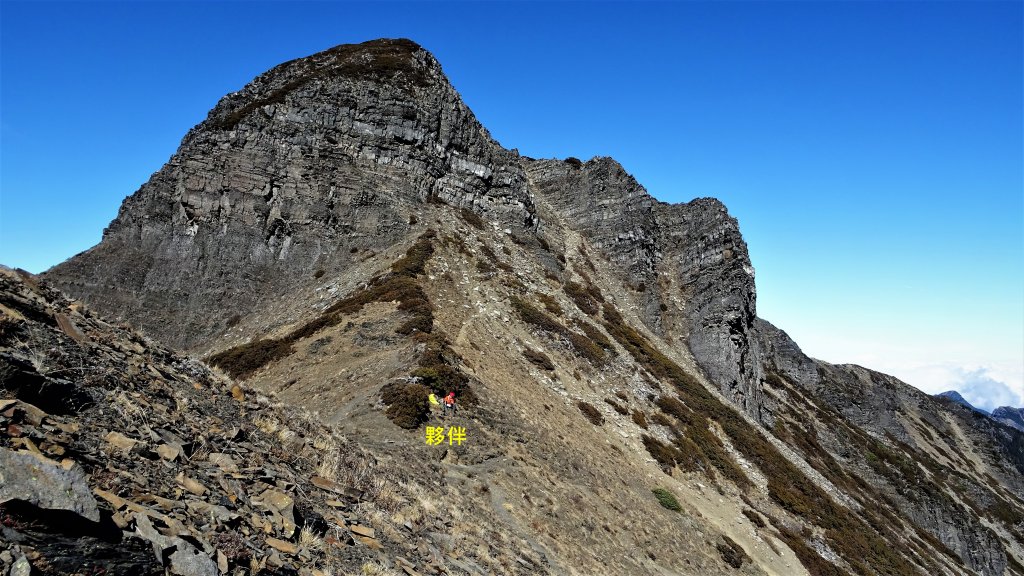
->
428;392;440;415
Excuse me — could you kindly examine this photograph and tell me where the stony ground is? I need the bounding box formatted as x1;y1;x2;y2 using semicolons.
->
0;267;549;576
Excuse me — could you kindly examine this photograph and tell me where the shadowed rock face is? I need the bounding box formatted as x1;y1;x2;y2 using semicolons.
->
525;158;762;418
993;406;1024;432
47;39;535;351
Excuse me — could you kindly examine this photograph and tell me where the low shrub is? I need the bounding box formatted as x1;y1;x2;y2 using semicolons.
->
459;207;485;230
381;382;431;429
577;401;603;425
717;535;749;569
742;508;766;528
651;487;681;512
576;319;613;351
566;332;606;365
632;410;649;429
776;527;845;576
650;412;673;427
510;297;563;333
390;231;436;276
208;338;293;379
511;296;606;365
522;349;555;371
604;398;629;415
601;302;919;575
564;280;599;315
536;293;563;316
211;231;442;380
642;434;683;471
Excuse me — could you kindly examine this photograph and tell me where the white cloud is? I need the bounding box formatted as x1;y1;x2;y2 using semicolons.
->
950;368;1021;412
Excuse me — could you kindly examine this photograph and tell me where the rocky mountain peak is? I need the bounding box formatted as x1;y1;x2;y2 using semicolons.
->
202;38;438;134
937;390;988;414
55;39;535;351
35;39;1024;576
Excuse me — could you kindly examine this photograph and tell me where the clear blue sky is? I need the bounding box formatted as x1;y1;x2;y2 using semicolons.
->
2;1;1021;409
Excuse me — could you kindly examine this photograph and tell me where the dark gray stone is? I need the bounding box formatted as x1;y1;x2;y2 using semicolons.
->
0;448;100;522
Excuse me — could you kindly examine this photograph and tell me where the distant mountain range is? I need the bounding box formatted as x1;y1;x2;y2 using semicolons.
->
936;390;1024;432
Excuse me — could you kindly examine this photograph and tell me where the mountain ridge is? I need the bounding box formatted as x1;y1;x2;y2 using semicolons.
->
36;38;1024;575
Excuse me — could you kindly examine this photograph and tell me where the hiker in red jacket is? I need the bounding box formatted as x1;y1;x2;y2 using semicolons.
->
444;391;456;416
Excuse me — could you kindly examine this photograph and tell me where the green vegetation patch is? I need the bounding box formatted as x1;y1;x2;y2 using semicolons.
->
651;487;681;512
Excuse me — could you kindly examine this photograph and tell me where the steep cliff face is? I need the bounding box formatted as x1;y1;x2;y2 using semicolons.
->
525;158;763;419
48;39;535;351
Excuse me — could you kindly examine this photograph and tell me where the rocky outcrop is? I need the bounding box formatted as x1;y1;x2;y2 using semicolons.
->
992;406;1024;432
1;268;540;576
526;158;762;418
46;39;535;351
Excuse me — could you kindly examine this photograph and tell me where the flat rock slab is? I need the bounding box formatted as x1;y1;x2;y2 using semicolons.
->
350;524;375;538
354;535;383;550
208;453;239;473
105;431;139;451
311;475;345;494
265;537;298;555
0;448;99;521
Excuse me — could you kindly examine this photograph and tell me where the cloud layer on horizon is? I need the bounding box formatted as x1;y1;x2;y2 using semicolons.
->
842;357;1024;413
948;367;1021;412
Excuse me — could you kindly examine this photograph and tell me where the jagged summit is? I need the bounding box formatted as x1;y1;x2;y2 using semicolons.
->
937;390;987;413
205;38;438;133
35;39;1024;575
